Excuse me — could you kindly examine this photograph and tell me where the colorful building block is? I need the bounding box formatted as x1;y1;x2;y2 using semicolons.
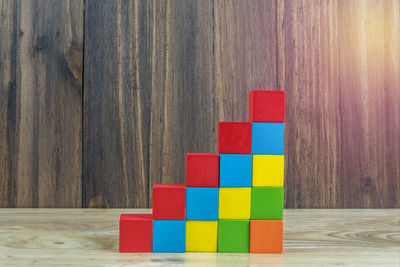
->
152;184;186;220
252;123;284;155
186;187;219;220
218;219;249;253
153;220;186;252
186;153;219;187
250;220;283;253
119;214;152;252
186;221;218;252
249;90;285;122
219;187;251;219
219;154;252;187
218;122;252;154
251;187;284;220
252;155;284;187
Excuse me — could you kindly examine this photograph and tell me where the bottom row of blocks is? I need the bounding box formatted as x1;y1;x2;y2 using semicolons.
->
120;215;283;253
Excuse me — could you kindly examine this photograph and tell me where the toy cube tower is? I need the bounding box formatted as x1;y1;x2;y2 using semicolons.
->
119;90;285;253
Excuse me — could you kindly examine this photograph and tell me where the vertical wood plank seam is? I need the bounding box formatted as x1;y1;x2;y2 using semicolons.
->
148;0;154;207
7;0;21;207
276;0;279;92
276;0;285;206
333;0;341;209
146;0;152;208
337;1;346;208
211;0;216;147
31;0;40;208
81;0;86;208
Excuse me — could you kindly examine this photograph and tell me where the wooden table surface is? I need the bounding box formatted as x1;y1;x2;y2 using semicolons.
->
0;209;399;266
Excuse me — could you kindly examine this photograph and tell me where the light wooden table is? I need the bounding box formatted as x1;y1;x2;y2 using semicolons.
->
0;209;399;266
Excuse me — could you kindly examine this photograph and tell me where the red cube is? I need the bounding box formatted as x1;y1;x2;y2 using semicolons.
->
186;153;219;187
152;184;186;220
218;122;252;154
119;214;152;252
249;90;285;122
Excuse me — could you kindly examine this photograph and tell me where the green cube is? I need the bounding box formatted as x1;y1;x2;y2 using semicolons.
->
251;187;284;220
217;219;249;252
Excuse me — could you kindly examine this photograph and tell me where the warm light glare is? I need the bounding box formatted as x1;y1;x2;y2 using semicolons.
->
340;1;399;76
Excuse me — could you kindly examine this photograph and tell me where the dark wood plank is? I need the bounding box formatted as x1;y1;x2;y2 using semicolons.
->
83;0;151;208
214;0;278;121
0;0;83;207
282;0;400;208
0;0;17;207
84;0;215;208
147;0;215;206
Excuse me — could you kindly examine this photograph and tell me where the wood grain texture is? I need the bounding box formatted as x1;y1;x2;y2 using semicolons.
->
214;0;277;122
83;0;150;208
283;0;342;208
283;0;400;208
148;0;215;206
1;0;399;208
0;209;399;266
336;0;400;208
0;0;82;207
84;0;278;208
83;0;216;208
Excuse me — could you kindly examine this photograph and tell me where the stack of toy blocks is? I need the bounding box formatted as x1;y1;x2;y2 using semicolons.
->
247;90;285;253
119;90;285;253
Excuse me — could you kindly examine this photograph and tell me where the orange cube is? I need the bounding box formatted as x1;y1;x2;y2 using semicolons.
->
250;220;283;253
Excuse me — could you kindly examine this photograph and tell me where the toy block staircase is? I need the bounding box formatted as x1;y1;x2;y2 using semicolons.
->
119;90;285;253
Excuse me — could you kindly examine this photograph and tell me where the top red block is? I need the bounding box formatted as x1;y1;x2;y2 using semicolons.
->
249;90;285;122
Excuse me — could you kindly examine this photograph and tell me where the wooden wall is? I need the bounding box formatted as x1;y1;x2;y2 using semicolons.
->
0;0;83;207
0;0;399;208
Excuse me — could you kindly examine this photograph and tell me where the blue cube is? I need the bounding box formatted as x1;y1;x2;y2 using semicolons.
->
186;187;219;220
219;154;252;187
153;220;186;252
252;123;284;155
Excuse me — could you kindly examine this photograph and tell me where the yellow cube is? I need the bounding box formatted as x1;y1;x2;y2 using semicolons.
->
253;155;284;187
219;187;251;219
186;221;218;252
